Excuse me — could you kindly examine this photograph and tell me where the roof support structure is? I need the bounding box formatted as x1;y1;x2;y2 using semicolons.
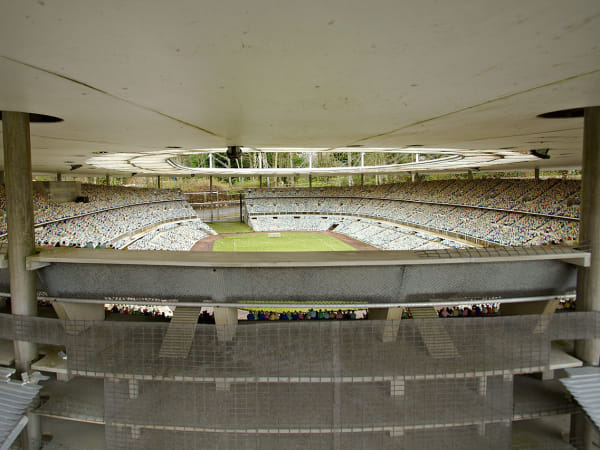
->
15;247;585;304
1;112;38;373
573;106;600;450
576;106;600;366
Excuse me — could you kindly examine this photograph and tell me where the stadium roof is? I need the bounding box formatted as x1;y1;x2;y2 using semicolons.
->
0;368;43;450
561;367;600;433
0;1;599;176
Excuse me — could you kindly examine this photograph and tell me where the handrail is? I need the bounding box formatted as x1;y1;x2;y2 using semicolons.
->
0;292;575;309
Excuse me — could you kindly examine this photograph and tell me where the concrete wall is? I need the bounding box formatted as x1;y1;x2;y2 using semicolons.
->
33;181;81;203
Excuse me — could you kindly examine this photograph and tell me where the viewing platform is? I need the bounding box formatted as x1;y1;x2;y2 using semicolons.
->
0;246;584;304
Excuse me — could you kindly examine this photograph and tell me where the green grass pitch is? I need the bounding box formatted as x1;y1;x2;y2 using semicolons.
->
208;221;253;234
212;232;356;252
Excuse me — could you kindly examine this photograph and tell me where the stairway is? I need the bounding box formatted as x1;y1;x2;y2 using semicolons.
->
158;307;203;358
408;306;459;359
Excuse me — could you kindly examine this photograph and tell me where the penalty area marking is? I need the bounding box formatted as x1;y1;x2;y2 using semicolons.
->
268;233;281;238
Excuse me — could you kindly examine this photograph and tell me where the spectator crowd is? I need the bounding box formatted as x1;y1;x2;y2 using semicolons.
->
127;220;216;251
244;309;365;321
437;304;500;317
0;178;581;251
245;179;580;247
0;184;218;249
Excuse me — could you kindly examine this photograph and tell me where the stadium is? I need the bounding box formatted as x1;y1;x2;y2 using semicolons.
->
0;1;599;449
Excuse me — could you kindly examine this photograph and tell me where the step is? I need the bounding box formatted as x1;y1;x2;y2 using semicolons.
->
158;307;203;358
408;307;459;359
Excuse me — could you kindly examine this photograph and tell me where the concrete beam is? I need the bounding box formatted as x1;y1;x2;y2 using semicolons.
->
368;307;403;342
28;247;581;304
51;302;105;321
500;299;559;316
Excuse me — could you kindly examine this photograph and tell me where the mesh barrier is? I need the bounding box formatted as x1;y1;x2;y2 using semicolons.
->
104;424;513;449
103;376;512;429
1;312;598;449
0;314;66;345
418;245;582;259
62;315;593;378
550;311;600;341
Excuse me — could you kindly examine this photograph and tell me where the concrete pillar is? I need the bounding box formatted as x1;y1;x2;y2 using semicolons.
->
534;167;540;181
51;301;104;365
468;170;474;180
347;152;353;186
570;413;584;446
157;176;161;189
213;307;237;342
332;321;342;450
209;176;214;223
477;423;486;437
576;106;600;366
215;379;231;391
131;426;141;439
360;174;364;186
390;376;405;397
389;428;404;438
52;301;105;321
56;172;62;182
259;175;262;188
500;299;559;316
477;376;487;395
309;174;313;188
411;153;420;183
23;399;41;450
570;412;600;450
2;111;38;373
368;307;404;342
572;107;600;450
501;300;558;337
3;112;40;450
227;158;232;188
128;379;139;399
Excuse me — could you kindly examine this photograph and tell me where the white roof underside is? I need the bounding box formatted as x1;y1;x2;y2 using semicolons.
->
0;0;599;175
